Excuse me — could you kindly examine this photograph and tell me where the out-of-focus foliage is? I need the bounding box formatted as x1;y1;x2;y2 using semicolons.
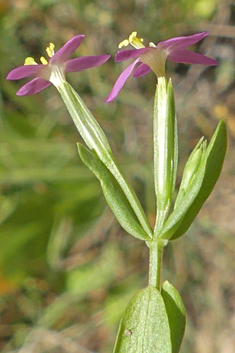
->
0;0;235;352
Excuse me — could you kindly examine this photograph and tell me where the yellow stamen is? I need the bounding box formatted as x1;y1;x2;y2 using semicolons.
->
23;42;56;66
46;43;55;58
24;57;38;65
40;56;48;65
130;32;145;48
118;31;145;49
118;39;129;49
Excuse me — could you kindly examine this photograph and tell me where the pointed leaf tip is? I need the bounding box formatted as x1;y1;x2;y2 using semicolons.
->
113;286;171;353
171;119;227;239
162;281;186;353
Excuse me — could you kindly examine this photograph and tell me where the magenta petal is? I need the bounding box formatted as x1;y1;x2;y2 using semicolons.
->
133;63;151;77
50;35;85;65
106;59;139;102
115;48;149;62
16;78;51;96
65;55;110;72
6;65;44;80
168;49;218;66
157;32;208;52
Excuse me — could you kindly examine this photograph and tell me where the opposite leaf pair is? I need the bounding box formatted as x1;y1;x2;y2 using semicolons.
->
78;78;227;243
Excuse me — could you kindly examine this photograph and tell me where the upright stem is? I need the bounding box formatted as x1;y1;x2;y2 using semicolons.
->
148;240;166;289
56;81;153;240
153;78;177;234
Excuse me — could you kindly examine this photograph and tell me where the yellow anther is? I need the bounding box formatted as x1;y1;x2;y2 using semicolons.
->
118;39;129;49
129;31;145;49
118;31;145;50
40;56;48;65
46;43;55;58
149;42;156;47
129;31;138;42
23;43;55;67
24;57;38;65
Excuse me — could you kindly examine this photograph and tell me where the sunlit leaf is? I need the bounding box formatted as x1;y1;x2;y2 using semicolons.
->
162;281;186;353
171;119;227;239
157;120;227;240
113;286;171;353
78;143;151;241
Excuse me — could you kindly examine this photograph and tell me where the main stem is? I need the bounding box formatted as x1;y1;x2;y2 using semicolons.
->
148;240;166;289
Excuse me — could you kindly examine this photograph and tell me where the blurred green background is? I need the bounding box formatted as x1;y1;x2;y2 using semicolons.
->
0;0;235;352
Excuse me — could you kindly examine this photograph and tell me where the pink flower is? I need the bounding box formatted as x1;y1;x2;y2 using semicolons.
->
7;35;110;96
106;31;218;102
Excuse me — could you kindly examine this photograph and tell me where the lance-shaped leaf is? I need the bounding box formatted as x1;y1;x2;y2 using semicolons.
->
113;286;171;353
161;281;186;353
171;119;227;239
78;143;152;241
157;119;227;240
173;137;206;211
155;139;207;239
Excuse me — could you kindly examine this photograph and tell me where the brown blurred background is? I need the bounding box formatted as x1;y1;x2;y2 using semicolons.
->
0;0;235;352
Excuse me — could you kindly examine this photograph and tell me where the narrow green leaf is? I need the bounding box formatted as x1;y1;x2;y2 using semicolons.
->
78;143;151;241
171;119;227;239
113;286;171;353
157;119;227;240
173;137;205;211
156;140;207;240
172;113;178;204
162;281;186;353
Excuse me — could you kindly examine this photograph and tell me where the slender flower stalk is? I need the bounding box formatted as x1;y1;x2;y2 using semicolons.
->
153;77;177;232
56;80;153;239
106;31;218;102
6;35;110;95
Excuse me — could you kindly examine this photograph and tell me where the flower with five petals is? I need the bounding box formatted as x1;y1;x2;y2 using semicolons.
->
7;35;110;96
106;31;218;102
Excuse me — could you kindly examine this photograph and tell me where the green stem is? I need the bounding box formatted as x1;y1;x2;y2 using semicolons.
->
153;78;177;233
56;81;153;239
148;240;167;289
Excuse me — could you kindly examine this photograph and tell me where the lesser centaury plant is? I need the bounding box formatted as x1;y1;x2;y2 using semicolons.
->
7;31;227;353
